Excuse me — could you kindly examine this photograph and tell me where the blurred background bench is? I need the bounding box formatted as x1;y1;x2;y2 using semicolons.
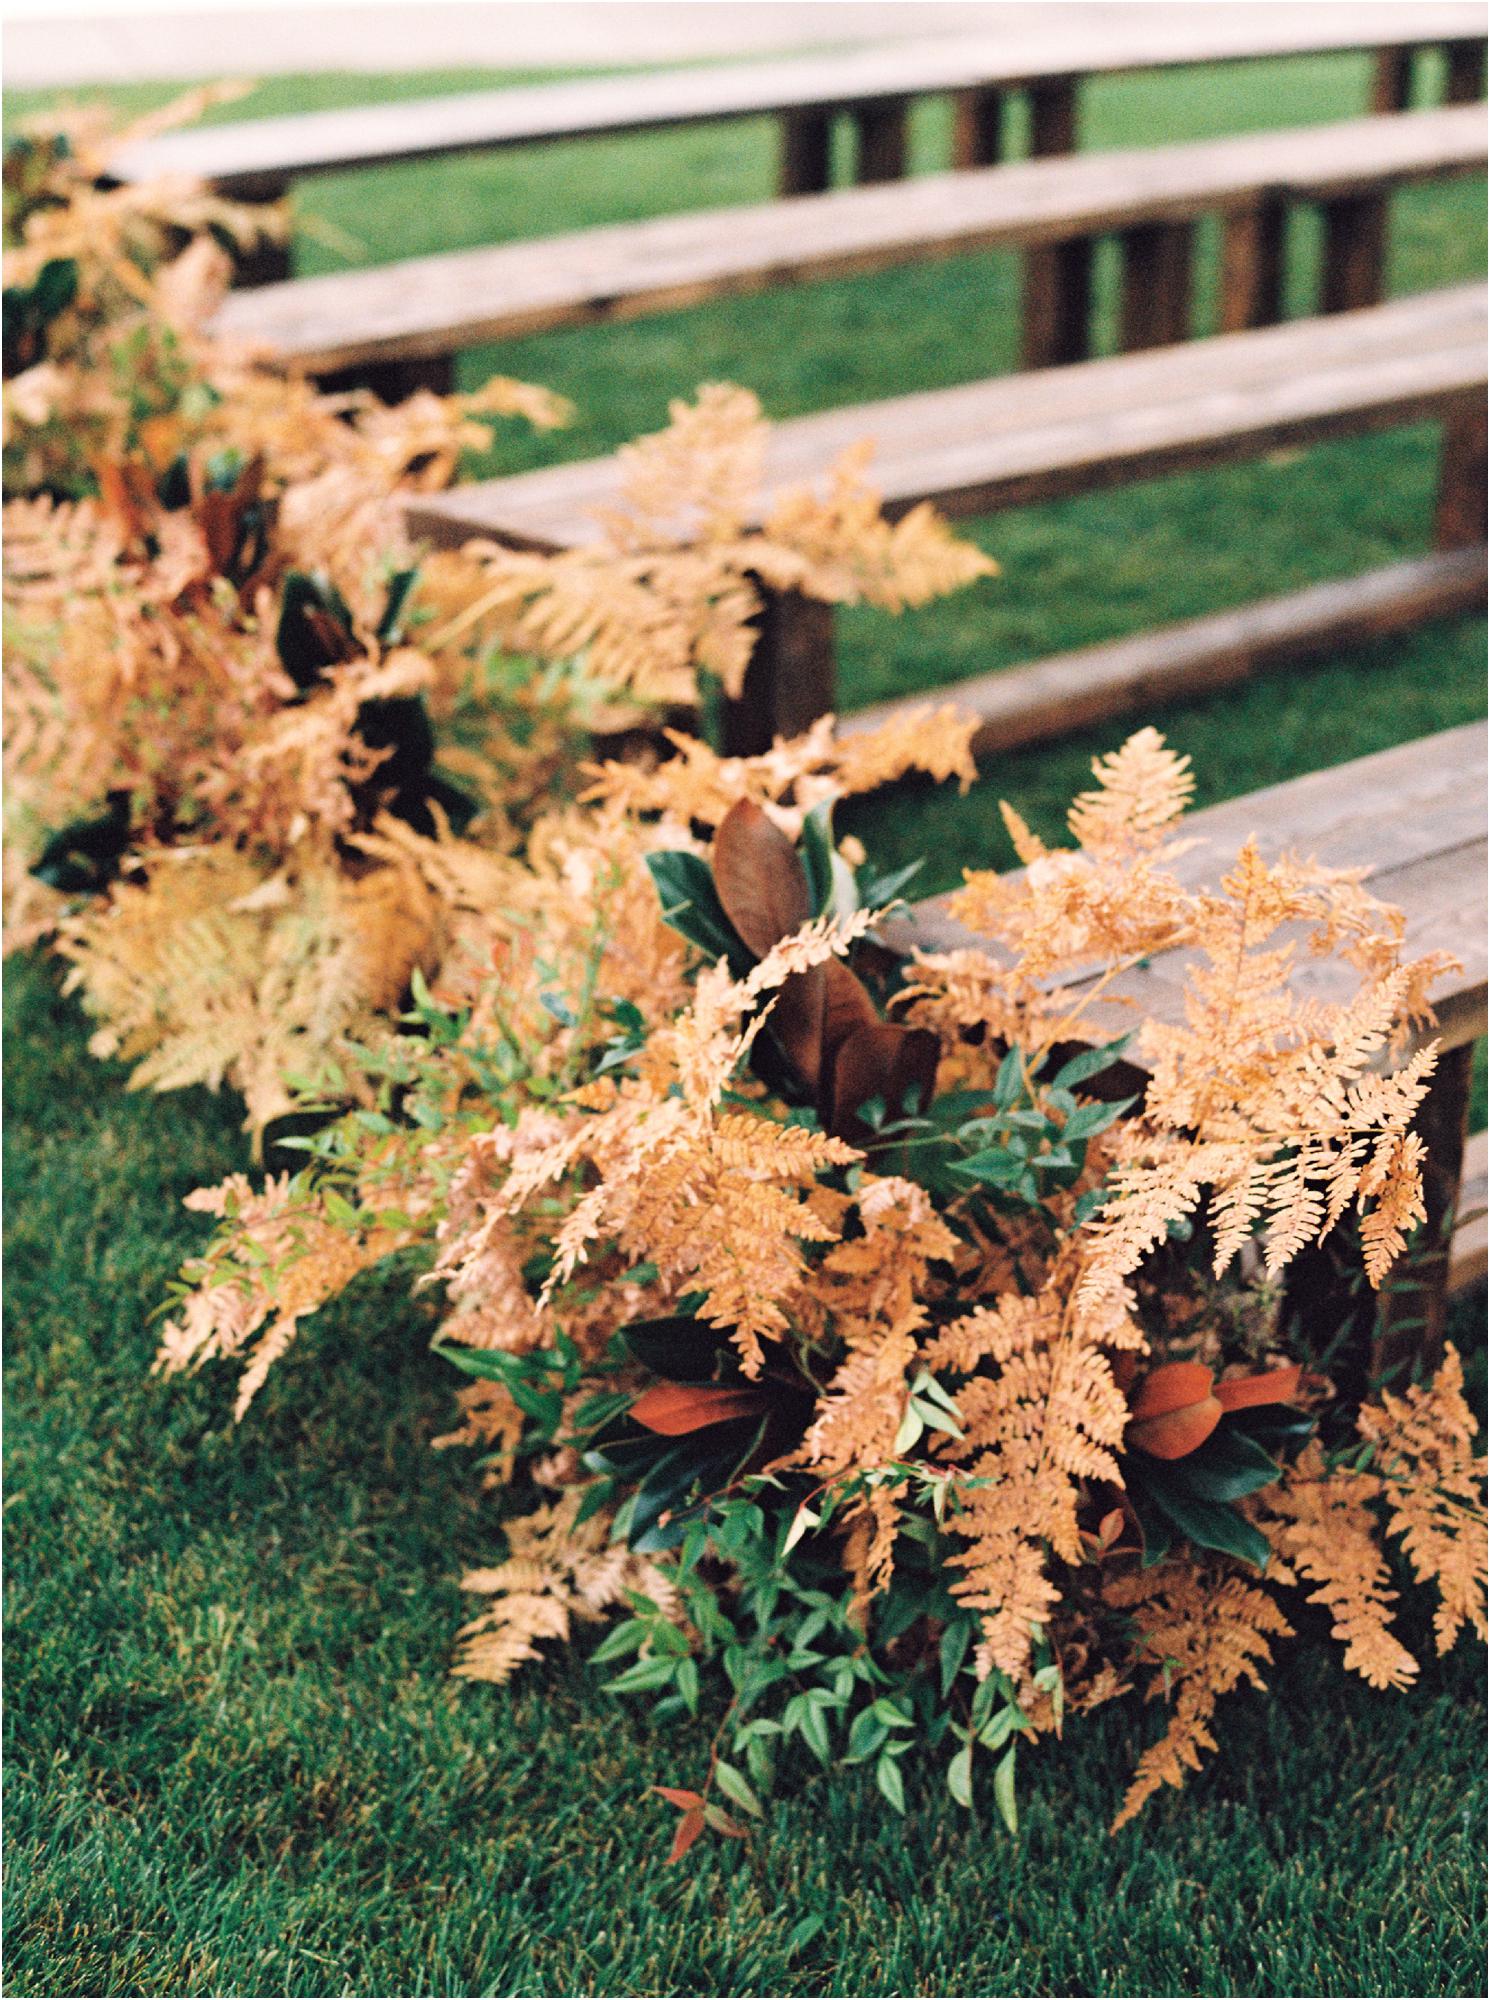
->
111;1;1486;287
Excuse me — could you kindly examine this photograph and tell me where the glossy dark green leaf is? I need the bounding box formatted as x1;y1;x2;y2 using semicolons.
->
1163;1425;1282;1503
1132;1464;1272;1569
30;790;132;893
645;850;753;976
620;1315;728;1382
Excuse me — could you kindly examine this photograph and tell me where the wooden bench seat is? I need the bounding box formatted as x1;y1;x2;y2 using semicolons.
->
111;4;1485;207
213;105;1488;394
894;722;1488;1362
408;285;1487;551
406;286;1487;756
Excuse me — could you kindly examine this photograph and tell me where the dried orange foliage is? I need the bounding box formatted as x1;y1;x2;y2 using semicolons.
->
1105;1563;1295;1830
429;385;996;704
7;102;988;1139
159;722;1482;1839
455;1492;680;1685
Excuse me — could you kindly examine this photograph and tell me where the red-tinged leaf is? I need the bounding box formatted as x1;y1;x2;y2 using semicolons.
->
652;1786;706;1811
1130;1361;1216;1423
1098;1508;1126;1548
712;799;811;957
702;1803;749;1839
768;965;828;1090
668;1806;706;1863
1128;1397;1222;1460
825;1022;940;1140
92;456;153;544
821;956;881;1056
1214;1362;1303;1412
630;1380;769;1436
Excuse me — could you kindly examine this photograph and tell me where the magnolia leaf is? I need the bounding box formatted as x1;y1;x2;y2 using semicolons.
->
712;798;811;957
629;1381;769;1436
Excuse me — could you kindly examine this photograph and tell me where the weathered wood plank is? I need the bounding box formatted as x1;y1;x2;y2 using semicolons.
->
839;552;1488;761
405;287;1487;554
113;6;1485;195
889;723;1488;1057
218;107;1487;375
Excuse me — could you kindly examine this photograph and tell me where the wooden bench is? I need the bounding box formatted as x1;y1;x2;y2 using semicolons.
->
110;3;1486;286
213;105;1488;398
405;285;1488;758
892;722;1488;1369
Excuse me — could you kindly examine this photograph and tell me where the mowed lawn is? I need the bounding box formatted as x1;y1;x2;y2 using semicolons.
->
4;49;1487;1998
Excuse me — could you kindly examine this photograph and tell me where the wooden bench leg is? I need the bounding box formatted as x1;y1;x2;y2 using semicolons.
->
1021;77;1089;370
853;100;909;183
721;587;837;758
1218;201;1287;332
1373;1039;1475;1383
1118;220;1195;351
1372;44;1416;112
1436;393;1489;550
1022;241;1093;369
1443;38;1488;104
1319;192;1388;314
779;109;833;196
231;177;293;287
951;87;1004;169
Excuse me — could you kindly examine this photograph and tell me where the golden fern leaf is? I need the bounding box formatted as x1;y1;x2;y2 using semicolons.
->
1258;1443;1418;1689
1106;1561;1293;1831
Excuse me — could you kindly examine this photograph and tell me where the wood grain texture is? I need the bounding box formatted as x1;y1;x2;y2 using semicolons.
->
839;552;1489;760
405;287;1488;553
112;4;1485;193
217;107;1486;373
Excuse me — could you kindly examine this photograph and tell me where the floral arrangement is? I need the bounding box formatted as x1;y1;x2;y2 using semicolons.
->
158;720;1486;1847
3;93;992;1140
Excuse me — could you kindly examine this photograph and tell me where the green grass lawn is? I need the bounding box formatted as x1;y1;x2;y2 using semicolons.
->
4;51;1487;1998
